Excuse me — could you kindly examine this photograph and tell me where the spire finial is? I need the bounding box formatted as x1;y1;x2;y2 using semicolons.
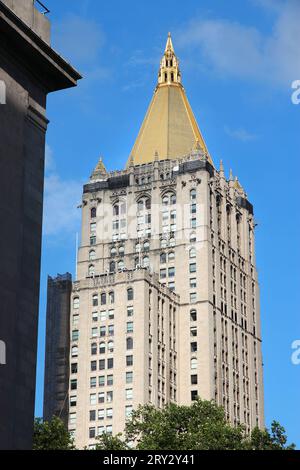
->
229;169;234;181
158;33;181;87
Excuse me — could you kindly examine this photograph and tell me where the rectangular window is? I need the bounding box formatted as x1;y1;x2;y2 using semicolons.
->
89;427;96;439
72;314;79;327
126;355;133;367
98;426;105;436
189;263;196;273
70;395;77;407
98;409;104;420
125;388;133;400
168;281;175;291
99;376;105;387
90;223;97;235
168;267;175;278
89;410;96;421
90;361;97;372
125;406;133;418
106;425;113;435
90;236;96;246
91;327;98;338
71;363;78;374
98;392;105;404
191;204;197;214
70;379;77;391
160;269;167;279
190;218;196;229
99;359;105;370
127;307;134;317
190;278;197;289
126;322;133;333
106;408;113;420
90;377;96;388
108;309;114;320
190;292;197;303
107;391;113;403
107;375;113;386
191;342;197;353
191;375;198;385
108;325;114;337
100;311;107;321
69;413;76;425
100;326;106;337
72;330;79;342
107;358;114;370
191;390;198;401
126;371;133;384
90;394;96;406
92;312;98;323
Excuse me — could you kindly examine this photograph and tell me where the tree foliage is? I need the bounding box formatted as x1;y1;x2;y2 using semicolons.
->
96;400;295;451
33;416;75;450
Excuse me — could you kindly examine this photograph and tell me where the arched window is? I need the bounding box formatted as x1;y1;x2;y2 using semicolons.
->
99;342;106;354
109;291;115;304
111;247;117;257
143;256;150;268
118;260;125;271
160;252;167;264
190;232;196;243
143;241;150;252
72;345;78;357
169;237;175;247
145;198;151;210
91;207;97;218
127;288;134;301
119;246;125;257
162;195;169;206
160;238;167;249
135;243;141;253
109;261;116;273
91;343;97;355
126;337;133;350
170;194;176;205
108;341;114;353
92;294;98;307
190;189;196;201
73;297;79;310
191;358;197;370
101;293;106;305
190;309;197;322
88;265;95;276
89;250;96;261
168;251;175;262
189;248;197;259
113;204;119;216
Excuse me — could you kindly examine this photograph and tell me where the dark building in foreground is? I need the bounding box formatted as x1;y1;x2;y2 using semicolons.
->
43;274;73;426
0;0;81;449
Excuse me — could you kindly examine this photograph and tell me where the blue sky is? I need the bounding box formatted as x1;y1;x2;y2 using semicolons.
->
36;0;300;446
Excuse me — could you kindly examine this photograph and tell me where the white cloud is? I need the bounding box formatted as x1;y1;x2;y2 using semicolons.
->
177;0;300;87
224;126;258;142
43;147;82;237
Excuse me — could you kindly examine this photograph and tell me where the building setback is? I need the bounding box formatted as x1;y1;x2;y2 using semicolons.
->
0;0;81;449
44;34;264;449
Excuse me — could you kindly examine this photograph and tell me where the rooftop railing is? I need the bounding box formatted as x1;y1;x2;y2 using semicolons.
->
34;0;50;15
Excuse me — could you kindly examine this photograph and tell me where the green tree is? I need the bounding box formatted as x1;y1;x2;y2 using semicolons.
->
125;399;246;450
246;421;296;450
33;416;75;450
95;433;129;450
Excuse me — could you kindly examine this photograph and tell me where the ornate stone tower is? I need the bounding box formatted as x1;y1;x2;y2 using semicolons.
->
44;34;264;449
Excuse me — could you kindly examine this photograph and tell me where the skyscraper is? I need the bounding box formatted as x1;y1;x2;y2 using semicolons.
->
0;0;81;449
44;34;264;449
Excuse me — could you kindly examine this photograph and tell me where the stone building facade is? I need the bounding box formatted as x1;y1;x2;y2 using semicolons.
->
0;0;80;449
44;34;264;449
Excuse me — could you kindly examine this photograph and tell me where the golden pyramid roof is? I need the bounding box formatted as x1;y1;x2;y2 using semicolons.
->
127;34;212;167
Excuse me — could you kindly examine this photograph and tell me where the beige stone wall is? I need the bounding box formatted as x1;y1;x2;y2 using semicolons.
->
69;156;264;448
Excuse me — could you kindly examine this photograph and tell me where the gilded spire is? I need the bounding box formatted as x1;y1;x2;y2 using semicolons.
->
158;32;182;86
126;34;213;167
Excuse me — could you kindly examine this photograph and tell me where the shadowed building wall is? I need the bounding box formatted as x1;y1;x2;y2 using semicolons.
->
0;0;81;449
